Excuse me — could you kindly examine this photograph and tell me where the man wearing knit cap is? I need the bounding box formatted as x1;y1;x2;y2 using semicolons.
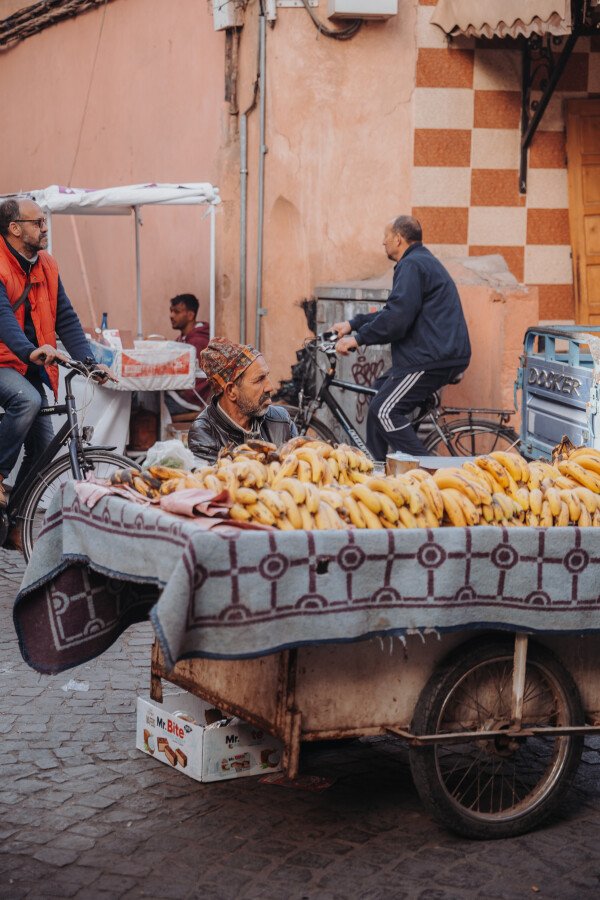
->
188;337;297;463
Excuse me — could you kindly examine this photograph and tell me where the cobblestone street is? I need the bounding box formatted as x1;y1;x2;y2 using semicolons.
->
2;548;600;899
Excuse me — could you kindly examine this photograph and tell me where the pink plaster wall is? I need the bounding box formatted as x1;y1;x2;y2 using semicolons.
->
0;0;224;337
220;3;418;384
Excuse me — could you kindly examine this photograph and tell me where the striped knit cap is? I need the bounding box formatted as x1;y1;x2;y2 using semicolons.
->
199;337;260;395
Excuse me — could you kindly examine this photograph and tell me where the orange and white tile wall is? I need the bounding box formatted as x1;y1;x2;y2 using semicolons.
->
414;0;600;320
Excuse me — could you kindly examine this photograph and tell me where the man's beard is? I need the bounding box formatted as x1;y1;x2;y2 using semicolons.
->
237;392;272;419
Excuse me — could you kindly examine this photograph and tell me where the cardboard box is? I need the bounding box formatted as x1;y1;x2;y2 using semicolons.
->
90;339;196;392
136;693;283;782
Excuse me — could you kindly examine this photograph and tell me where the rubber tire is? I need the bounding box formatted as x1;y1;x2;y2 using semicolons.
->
409;636;584;840
424;418;519;456
18;449;138;562
281;404;339;444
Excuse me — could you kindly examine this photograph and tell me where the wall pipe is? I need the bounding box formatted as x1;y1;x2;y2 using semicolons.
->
239;112;248;344
254;11;267;351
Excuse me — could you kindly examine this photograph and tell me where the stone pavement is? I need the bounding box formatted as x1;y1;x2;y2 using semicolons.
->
1;547;600;900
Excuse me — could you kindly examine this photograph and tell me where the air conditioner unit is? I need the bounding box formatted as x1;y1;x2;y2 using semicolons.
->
328;0;398;19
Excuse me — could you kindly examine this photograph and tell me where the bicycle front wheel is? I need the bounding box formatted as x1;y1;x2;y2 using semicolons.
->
281;404;339;444
425;418;519;457
18;449;137;561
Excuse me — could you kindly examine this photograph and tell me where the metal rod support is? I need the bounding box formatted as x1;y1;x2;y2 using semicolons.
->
254;13;267;351
134;205;143;338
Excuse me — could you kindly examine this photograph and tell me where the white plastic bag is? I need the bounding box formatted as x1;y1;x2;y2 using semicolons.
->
142;439;196;471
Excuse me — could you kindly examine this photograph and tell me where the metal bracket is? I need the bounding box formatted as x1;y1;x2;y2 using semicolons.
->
520;4;584;194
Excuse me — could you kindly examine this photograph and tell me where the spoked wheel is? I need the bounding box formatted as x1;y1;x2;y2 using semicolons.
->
425;419;519;456
409;637;584;839
281;404;339;444
17;450;138;562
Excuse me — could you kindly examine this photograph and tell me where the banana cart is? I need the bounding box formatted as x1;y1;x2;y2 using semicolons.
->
14;483;600;840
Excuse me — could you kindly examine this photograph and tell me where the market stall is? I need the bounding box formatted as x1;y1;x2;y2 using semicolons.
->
0;182;221;453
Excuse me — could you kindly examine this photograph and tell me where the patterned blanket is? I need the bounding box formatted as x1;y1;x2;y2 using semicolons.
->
13;482;600;674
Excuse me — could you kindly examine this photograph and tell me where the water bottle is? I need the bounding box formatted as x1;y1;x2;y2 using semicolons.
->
100;312;108;332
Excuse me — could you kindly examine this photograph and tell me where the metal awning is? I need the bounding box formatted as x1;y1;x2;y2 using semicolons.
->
431;1;572;40
431;2;600;193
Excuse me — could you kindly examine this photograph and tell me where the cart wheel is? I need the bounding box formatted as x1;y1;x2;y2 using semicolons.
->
409;637;584;840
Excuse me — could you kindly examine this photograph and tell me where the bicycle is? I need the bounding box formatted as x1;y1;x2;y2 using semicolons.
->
276;332;519;459
0;357;138;561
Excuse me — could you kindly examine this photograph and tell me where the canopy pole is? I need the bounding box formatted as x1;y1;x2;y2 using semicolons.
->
46;211;53;255
209;203;216;340
134;205;143;338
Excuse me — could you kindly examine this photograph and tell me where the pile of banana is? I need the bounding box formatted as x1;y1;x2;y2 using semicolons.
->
110;440;600;529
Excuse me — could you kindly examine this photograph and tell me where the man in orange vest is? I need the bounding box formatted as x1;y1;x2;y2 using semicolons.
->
0;197;109;528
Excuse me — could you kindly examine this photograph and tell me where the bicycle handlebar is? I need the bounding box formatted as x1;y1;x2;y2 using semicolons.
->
55;356;118;384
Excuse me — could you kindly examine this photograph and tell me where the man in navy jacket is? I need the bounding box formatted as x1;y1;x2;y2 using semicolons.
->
334;215;471;461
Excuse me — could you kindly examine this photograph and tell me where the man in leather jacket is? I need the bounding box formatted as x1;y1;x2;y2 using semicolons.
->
188;337;297;464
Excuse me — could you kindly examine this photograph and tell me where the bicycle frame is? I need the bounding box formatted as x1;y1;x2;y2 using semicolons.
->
7;367;115;516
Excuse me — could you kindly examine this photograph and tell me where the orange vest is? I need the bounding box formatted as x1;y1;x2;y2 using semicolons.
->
0;239;60;398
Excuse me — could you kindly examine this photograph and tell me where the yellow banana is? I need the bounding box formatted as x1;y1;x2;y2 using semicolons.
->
447;488;480;526
529;488;543;516
514;487;530;512
423;506;440;528
349;470;370;484
481;503;494;523
474;455;510;489
296;447;324;483
204;473;224;493
489;450;529;484
303;483;321;515
369;477;411;507
342;494;367;528
376;492;400;523
441;490;467;527
247;501;276;527
558;460;600;493
279;490;303;529
159;477;186;495
276;515;296;531
236;486;259;505
327;456;339;480
379;516;398;529
332;446;348;470
572;486;598;514
593;508;600;527
554;475;578;490
315;502;336;530
544;486;562;518
303;440;333;458
433;470;484;506
419;478;444;520
559;489;581;523
556;501;570;527
579;506;592;527
258;488;286;519
296;459;313;483
273;455;299;482
398;506;419;529
351;484;382;515
357;500;383;529
493;492;517;521
319;488;344;510
567;454;600;477
539;500;553;528
277;477;306;505
300;505;315;530
229;503;252;522
148;465;187;481
525;510;540;527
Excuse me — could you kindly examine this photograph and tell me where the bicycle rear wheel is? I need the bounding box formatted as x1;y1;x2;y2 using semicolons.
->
17;449;137;561
281;404;338;444
425;418;519;457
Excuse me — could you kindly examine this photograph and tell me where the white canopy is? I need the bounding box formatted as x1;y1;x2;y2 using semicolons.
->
29;182;220;216
1;182;220;337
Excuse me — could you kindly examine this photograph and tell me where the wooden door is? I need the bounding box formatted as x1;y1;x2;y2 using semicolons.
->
566;99;600;324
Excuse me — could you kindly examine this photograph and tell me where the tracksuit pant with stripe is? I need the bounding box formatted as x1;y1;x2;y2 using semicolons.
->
366;366;466;461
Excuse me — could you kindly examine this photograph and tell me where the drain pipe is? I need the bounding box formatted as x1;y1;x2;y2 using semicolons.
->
239;112;248;344
254;10;267;351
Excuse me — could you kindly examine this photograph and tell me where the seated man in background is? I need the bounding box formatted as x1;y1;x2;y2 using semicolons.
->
188;337;297;464
165;293;212;418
